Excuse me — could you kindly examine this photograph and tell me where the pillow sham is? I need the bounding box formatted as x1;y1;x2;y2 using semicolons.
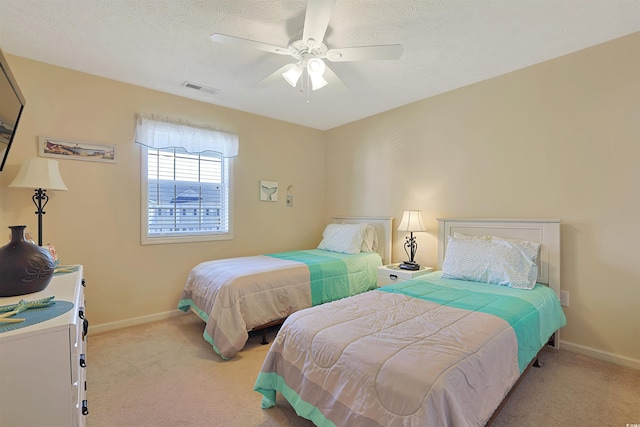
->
317;223;368;254
442;233;540;289
361;224;379;253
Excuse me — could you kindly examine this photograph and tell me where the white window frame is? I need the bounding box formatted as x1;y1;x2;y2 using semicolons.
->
140;146;233;245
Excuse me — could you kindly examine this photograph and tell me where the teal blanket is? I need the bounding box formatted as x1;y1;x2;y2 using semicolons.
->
267;249;380;306
379;274;566;372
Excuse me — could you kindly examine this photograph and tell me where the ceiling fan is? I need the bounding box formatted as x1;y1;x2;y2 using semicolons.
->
210;0;403;92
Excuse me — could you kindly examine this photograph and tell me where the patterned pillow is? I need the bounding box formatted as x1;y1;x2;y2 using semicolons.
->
317;223;368;254
442;234;540;289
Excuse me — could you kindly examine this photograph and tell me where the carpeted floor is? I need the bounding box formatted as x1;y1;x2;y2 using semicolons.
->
87;313;640;426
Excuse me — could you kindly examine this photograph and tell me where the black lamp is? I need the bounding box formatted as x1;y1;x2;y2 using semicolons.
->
397;210;426;271
9;158;68;246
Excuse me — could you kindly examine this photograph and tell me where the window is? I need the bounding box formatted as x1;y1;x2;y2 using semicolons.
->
143;147;230;243
136;114;238;244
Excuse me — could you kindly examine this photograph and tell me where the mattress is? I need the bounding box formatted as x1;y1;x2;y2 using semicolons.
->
254;271;567;426
178;249;381;359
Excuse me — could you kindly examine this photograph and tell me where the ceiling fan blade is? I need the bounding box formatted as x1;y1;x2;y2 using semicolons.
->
302;0;336;49
323;64;349;91
326;44;404;62
210;33;292;56
254;64;297;88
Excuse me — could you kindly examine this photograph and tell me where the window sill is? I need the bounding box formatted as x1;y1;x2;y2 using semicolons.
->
141;232;233;245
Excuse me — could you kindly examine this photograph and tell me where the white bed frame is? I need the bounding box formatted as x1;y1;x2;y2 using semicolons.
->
437;218;562;349
332;216;393;265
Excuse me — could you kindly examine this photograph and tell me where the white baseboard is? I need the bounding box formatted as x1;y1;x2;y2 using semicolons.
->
90;309;187;335
560;340;640;370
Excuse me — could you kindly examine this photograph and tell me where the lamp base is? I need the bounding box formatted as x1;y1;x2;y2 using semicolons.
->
399;261;420;271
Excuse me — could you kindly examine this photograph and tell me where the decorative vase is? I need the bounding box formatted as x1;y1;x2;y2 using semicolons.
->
0;225;55;297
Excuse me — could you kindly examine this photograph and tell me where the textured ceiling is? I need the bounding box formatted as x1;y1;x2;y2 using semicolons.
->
0;0;638;130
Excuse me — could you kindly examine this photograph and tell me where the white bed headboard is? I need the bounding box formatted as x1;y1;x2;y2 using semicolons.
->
437;218;561;298
332;216;393;265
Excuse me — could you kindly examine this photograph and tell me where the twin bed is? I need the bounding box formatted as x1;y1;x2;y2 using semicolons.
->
178;217;393;359
254;218;567;426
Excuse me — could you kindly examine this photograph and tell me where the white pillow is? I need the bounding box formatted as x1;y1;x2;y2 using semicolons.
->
317;223;368;254
360;224;379;253
442;234;540;289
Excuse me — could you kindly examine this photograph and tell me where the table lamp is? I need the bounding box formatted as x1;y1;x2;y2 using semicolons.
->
9;157;68;246
397;210;425;271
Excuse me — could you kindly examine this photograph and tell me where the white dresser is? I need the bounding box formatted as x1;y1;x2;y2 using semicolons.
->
0;266;88;427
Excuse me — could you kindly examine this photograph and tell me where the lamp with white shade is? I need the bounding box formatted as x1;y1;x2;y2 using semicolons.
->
9;157;68;246
397;210;426;271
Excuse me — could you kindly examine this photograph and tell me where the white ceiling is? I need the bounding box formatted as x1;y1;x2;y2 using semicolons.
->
1;0;638;130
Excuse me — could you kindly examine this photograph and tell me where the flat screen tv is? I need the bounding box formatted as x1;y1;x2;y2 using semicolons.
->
0;48;26;172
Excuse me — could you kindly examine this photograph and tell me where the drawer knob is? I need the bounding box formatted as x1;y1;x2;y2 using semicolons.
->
82;400;89;415
390;274;398;280
79;354;86;368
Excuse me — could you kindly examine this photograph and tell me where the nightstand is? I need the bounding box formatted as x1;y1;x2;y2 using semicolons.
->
377;263;433;287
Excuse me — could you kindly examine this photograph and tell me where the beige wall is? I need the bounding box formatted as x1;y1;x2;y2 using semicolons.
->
325;33;640;366
1;33;638;367
0;56;326;329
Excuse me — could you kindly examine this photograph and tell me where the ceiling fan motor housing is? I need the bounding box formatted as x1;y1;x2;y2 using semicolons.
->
288;39;328;62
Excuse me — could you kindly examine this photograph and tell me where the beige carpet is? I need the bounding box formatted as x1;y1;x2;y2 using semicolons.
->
87;313;640;427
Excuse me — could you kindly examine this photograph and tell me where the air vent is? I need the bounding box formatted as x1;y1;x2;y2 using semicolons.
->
182;81;219;95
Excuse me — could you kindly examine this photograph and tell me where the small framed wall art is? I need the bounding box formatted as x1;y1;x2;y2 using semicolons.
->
260;180;278;201
39;136;117;163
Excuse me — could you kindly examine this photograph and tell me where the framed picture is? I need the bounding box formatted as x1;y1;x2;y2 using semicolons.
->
39;136;117;163
260;180;278;201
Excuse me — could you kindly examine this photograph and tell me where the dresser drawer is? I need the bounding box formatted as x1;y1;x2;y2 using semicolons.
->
377;264;433;287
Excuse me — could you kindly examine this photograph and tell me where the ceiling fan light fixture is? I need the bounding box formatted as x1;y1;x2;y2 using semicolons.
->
310;73;328;91
307;57;326;76
282;64;303;87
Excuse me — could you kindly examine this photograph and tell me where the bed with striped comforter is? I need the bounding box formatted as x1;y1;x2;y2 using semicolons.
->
255;272;566;426
178;249;381;359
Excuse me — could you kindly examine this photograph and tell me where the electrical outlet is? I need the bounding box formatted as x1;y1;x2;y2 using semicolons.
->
560;290;569;307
